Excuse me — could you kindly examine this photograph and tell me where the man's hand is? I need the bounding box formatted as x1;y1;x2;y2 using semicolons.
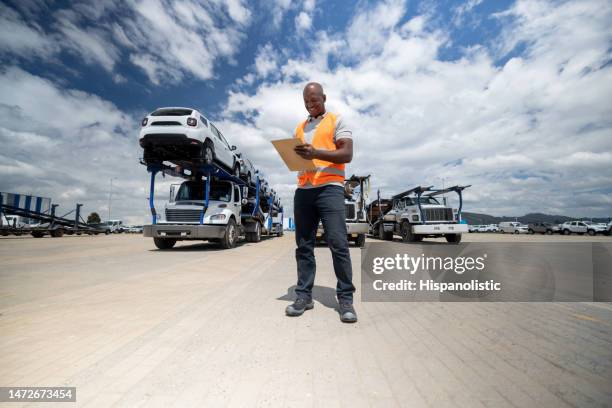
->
294;143;318;160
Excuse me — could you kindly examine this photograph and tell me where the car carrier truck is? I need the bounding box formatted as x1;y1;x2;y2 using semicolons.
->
368;185;470;243
143;161;283;249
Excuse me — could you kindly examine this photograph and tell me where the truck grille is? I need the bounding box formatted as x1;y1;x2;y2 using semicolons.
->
165;209;202;222
345;203;356;220
424;208;453;222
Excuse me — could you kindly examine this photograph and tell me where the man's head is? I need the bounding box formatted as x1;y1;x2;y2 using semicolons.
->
303;82;326;118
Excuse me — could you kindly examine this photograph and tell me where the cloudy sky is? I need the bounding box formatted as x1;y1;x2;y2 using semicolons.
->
1;0;611;224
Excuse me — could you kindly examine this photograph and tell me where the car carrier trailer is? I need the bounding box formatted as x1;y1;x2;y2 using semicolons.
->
0;193;105;237
143;160;283;250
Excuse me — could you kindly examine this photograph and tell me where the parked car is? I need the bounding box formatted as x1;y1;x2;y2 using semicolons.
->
139;107;241;176
499;221;528;233
528;222;555;235
561;220;607;235
468;224;479;233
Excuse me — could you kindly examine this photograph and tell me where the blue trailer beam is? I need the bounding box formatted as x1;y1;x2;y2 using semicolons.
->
149;170;157;224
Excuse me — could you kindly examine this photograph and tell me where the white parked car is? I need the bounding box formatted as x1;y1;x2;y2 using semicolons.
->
499;221;528;234
561;221;607;235
139;107;241;176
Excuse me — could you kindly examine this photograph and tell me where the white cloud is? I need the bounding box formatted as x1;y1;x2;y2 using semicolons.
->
222;0;612;217
0;4;58;59
295;11;312;33
452;0;483;26
254;44;279;78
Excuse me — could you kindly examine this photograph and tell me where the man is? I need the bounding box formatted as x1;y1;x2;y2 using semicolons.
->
285;82;357;323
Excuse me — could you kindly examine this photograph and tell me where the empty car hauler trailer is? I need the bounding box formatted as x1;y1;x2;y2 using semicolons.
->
143;161;283;250
367;185;470;243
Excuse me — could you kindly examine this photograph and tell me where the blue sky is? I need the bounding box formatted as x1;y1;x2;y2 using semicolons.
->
1;0;611;223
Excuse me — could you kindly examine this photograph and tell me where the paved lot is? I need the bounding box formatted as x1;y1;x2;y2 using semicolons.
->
1;233;611;407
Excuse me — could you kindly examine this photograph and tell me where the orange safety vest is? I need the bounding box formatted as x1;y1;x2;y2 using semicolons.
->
294;112;345;187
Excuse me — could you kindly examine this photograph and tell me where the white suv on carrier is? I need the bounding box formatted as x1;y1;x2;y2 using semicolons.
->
139;107;240;176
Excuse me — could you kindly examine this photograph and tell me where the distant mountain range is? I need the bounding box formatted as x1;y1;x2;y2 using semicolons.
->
462;212;611;225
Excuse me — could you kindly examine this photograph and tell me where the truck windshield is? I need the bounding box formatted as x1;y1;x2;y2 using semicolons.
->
402;197;441;205
176;181;232;202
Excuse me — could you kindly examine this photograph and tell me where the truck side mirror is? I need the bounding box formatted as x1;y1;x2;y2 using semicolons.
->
231;145;237;151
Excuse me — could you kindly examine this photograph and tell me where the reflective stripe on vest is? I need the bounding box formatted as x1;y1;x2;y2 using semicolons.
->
295;112;345;187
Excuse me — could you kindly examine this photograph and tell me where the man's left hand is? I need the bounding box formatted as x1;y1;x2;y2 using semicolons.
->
294;143;318;160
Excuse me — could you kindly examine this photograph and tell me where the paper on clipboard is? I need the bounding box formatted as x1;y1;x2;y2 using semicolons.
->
271;138;317;171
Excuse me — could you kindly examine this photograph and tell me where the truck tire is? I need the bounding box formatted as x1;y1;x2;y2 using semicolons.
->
51;229;64;238
355;234;366;247
379;224;393;241
153;237;176;250
445;234;462;244
378;224;385;240
202;142;214;165
220;218;238;249
31;231;45;238
247;222;261;243
401;221;415;243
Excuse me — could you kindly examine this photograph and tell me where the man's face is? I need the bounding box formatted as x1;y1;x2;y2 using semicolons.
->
303;87;326;117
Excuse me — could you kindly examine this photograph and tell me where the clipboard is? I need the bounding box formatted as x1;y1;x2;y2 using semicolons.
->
271;138;317;171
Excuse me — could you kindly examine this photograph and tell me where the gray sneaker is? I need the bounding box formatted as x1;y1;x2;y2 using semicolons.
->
339;302;357;323
285;298;314;316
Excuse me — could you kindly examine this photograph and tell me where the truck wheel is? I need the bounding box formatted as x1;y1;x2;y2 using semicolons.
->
220;218;238;249
445;234;462;244
401;221;414;243
378;224;385;240
355;234;366;247
249;222;261;242
31;231;45;238
153;237;176;249
51;229;64;238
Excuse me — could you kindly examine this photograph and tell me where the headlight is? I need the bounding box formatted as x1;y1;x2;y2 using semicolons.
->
210;214;226;221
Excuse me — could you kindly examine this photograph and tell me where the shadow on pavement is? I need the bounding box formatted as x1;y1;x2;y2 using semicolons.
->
278;285;340;311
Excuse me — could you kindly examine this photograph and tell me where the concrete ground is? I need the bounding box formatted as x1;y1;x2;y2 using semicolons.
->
0;233;611;407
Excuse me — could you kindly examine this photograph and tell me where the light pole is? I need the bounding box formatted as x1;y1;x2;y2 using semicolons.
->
436;176;447;205
108;177;117;221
